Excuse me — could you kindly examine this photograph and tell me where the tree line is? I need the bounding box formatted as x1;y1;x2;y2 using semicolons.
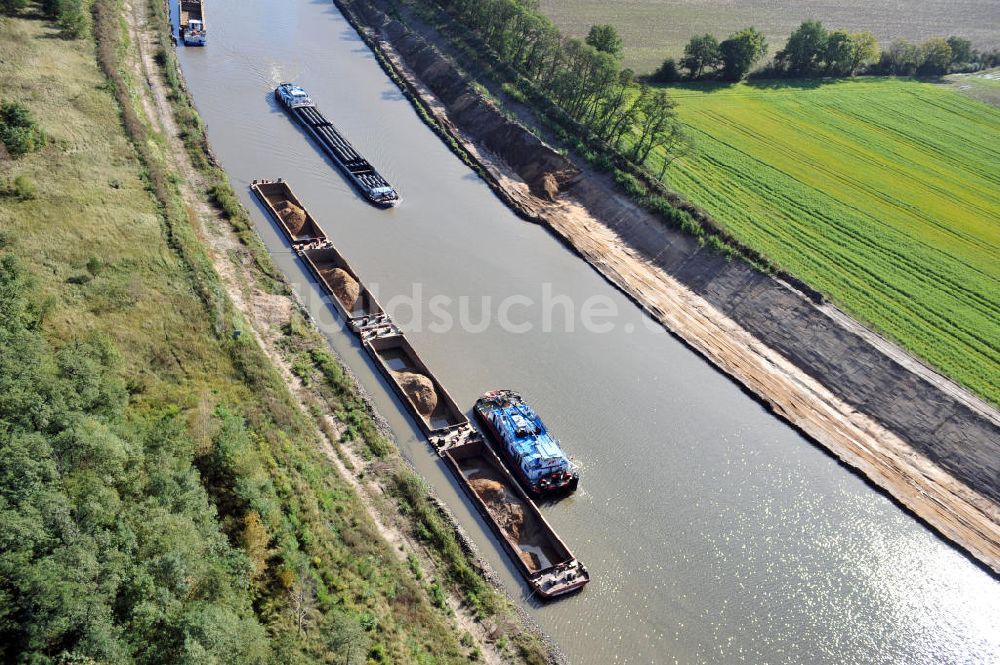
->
658;20;996;81
436;0;689;169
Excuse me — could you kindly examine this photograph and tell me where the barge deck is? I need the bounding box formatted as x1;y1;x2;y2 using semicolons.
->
251;178;588;599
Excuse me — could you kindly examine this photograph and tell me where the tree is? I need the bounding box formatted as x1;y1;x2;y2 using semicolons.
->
824;30;853;75
586;24;623;58
777;20;828;76
240;512;270;579
57;0;87;39
650;57;680;83
947;36;972;64
325;613;370;665
629;86;687;167
600;71;644;148
919;37;952;75
593;69;637;141
681;34;722;79
846;32;879;75
885;38;921;75
719;27;768;80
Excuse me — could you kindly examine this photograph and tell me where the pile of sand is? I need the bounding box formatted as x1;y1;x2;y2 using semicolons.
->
519;550;541;570
322;267;360;309
538;172;560;202
469;477;530;548
275;200;307;236
397;371;438;416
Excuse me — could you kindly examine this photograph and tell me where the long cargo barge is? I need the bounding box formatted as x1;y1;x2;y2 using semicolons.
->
179;0;206;46
274;84;399;207
251;178;588;599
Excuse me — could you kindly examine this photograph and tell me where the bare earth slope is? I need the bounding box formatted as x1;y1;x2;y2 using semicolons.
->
335;0;1000;573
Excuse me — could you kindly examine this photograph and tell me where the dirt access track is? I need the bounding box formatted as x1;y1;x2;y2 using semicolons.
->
335;0;1000;573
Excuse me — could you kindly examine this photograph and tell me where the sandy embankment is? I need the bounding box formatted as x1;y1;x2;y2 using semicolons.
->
336;0;1000;574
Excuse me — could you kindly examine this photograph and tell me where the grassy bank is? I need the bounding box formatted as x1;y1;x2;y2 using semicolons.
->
0;4;535;662
659;78;1000;405
142;0;551;660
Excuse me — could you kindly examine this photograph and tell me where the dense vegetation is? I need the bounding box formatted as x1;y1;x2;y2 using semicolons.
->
0;256;272;661
662;79;1000;404
430;0;687;163
0;6;530;662
662;21;993;82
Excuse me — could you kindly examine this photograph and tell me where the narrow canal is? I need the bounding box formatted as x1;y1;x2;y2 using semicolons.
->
174;1;1000;662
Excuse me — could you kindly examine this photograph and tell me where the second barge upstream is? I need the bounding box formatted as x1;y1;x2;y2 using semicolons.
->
274;84;399;207
250;178;588;599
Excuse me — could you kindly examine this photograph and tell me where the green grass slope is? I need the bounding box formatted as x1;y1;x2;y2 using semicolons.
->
0;10;485;663
654;78;1000;404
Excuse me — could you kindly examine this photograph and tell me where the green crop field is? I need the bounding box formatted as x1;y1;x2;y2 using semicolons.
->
539;0;1000;73
647;78;1000;405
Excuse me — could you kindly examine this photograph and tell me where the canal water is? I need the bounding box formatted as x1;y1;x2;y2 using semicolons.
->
174;1;1000;662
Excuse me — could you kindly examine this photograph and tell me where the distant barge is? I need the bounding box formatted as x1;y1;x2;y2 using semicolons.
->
476;389;579;497
179;0;206;46
250;179;588;599
274;84;399;207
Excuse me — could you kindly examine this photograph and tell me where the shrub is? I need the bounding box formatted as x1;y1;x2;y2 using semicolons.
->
651;58;680;83
12;174;36;200
613;169;647;198
57;0;87;38
208;181;241;219
500;81;526;104
39;0;86;37
0;0;28;15
0;100;45;157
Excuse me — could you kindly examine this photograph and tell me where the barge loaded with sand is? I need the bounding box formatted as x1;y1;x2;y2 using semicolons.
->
250;179;588;599
274;84;399;207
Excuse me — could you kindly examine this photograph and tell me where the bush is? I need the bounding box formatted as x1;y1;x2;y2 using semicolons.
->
0;0;28;15
12;174;36;200
208;181;241;219
613;169;647;198
0;101;45;157
651;58;680;83
39;0;86;37
57;0;87;39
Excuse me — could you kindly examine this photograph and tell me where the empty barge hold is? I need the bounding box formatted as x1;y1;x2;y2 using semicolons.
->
443;437;589;598
251;179;327;247
179;0;206;46
274;84;399;207
476;389;579;497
